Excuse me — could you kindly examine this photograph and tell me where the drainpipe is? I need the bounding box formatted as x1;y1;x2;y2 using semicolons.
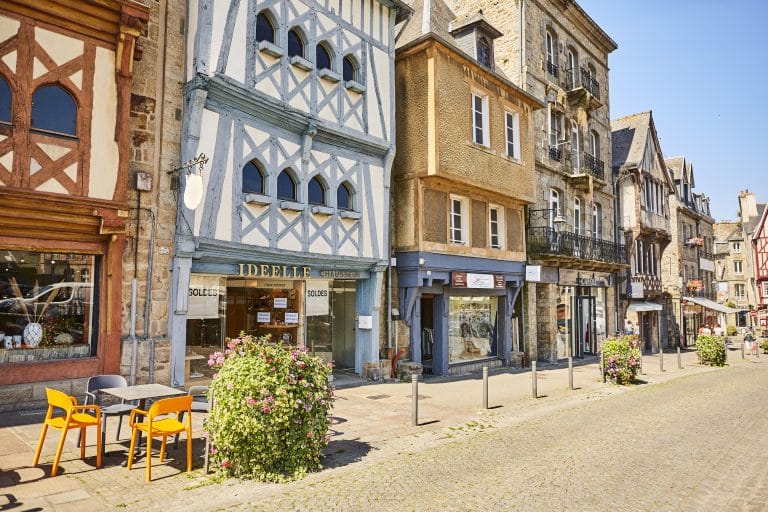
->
519;0;526;88
129;279;138;385
143;206;157;383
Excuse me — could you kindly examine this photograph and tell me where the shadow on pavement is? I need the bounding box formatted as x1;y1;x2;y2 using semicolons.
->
321;439;373;469
0;492;43;511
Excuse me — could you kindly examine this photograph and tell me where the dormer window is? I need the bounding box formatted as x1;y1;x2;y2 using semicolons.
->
477;36;492;67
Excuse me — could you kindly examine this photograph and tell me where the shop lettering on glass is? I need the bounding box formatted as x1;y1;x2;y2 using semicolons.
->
237;264;311;279
452;272;505;289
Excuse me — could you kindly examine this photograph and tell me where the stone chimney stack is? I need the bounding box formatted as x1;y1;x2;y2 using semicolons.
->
738;189;758;222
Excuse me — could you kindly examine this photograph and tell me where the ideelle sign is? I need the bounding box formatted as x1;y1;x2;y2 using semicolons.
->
452;272;505;289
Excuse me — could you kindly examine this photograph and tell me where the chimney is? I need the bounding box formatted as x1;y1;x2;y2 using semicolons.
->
739;190;758;222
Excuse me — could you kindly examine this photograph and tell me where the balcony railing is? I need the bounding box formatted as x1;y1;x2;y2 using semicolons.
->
699;250;714;260
579;152;605;181
546;61;559;78
580;68;600;99
639;210;669;232
564;68;600;100
631;273;661;294
549;145;562;161
527;226;627;265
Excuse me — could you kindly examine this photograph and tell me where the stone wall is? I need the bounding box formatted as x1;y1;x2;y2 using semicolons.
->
120;0;185;384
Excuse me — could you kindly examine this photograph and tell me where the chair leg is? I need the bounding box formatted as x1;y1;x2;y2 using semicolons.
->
116;415;123;441
127;428;138;470
174;411;185;449
146;441;152;483
159;437;166;463
80;427;86;460
51;428;70;477
101;416;108;458
32;423;49;467
186;428;192;473
96;421;102;469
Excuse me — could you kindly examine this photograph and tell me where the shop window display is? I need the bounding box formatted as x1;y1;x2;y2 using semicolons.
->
0;250;96;361
448;296;498;363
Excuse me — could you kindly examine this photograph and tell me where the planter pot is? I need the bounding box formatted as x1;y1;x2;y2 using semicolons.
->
23;322;43;347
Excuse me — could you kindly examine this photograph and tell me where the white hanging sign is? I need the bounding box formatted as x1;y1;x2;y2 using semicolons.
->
305;281;330;316
187;275;221;319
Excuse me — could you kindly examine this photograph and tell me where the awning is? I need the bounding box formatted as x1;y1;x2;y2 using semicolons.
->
627;301;663;312
683;296;739;314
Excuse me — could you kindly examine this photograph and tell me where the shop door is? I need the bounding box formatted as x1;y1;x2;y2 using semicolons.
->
331;283;356;370
420;296;434;371
574;296;596;358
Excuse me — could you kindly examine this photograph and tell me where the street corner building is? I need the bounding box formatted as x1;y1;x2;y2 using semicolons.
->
0;0;149;402
390;0;544;376
169;0;412;385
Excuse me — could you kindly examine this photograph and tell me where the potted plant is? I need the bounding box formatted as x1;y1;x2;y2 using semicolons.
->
760;339;768;354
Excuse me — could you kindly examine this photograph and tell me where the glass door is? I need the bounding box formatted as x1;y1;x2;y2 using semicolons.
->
574;296;596;357
331;281;356;370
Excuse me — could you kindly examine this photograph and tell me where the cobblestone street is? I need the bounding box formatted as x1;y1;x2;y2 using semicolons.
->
217;362;768;512
4;354;767;511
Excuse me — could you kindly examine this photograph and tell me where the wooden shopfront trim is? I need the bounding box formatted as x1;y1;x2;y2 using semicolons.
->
0;201;126;386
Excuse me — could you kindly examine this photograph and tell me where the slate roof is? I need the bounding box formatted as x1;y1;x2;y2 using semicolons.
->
611;111;652;170
396;0;457;50
744;203;767;236
665;156;684;181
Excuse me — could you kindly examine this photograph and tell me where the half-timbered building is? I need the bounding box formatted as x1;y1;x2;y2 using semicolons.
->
0;0;149;394
170;0;411;385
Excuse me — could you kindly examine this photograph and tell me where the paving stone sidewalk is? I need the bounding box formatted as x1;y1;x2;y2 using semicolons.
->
0;347;755;511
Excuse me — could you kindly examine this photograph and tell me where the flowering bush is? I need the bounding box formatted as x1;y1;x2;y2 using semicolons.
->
206;334;333;481
695;335;726;366
726;324;738;337
601;335;641;385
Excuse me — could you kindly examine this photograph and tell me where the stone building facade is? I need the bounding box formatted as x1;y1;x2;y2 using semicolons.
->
612;111;675;353
0;0;150;409
392;0;543;375
449;0;623;362
662;157;719;347
119;0;186;385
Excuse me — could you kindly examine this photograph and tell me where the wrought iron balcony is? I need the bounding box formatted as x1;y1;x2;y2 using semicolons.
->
546;61;559;79
578;152;605;181
580;68;600;99
549;145;562;161
699;250;714;260
565;69;576;90
527;226;627;265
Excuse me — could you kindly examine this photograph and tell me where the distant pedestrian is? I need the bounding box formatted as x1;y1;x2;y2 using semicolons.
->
745;329;756;355
713;324;724;337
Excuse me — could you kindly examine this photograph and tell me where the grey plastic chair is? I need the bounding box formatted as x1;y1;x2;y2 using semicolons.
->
78;374;136;455
174;386;212;472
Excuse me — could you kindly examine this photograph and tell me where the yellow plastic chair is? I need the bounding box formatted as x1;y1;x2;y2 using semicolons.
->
127;395;192;482
32;387;102;477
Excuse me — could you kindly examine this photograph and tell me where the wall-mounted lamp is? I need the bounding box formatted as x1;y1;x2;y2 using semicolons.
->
171;153;209;210
418;257;426;266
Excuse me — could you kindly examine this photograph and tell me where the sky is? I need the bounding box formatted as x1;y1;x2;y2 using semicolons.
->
578;0;767;221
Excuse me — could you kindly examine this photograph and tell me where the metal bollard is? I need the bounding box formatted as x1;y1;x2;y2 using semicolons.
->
677;346;682;369
600;351;606;383
568;356;574;390
411;374;419;427
742;342;745;359
659;347;664;372
482;366;489;410
531;361;538;398
640;350;644;375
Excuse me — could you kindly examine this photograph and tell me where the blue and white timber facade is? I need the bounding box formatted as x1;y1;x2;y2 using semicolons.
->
169;0;411;386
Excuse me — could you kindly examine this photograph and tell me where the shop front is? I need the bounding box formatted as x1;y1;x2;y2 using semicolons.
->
170;243;383;386
555;271;610;359
396;252;524;376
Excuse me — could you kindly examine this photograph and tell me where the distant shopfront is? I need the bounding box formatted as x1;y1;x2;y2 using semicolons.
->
396;252;525;376
556;270;610;358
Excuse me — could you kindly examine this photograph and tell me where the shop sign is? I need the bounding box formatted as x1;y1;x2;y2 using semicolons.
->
319;270;361;279
187;275;222;319
273;297;288;309
451;272;505;289
285;312;299;324
238;263;311;279
358;315;373;329
686;280;703;292
750;311;758;317
257;312;271;323
630;282;644;298
305;281;330;316
576;276;609;287
525;265;541;282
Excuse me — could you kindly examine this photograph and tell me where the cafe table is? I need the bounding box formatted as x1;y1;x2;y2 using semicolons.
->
100;383;185;462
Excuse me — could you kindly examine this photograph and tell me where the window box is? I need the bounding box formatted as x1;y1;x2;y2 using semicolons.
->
279;200;305;211
344;80;366;94
258;40;284;58
311;205;334;216
243;193;271;205
318;69;341;83
339;210;362;220
290;55;313;71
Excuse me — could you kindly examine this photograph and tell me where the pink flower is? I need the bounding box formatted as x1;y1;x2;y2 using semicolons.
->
306;431;314;439
227;382;234;390
261;405;271;414
245;396;257;406
221;459;231;468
